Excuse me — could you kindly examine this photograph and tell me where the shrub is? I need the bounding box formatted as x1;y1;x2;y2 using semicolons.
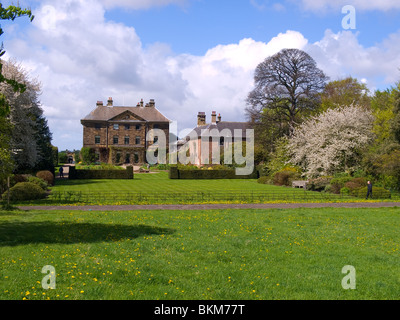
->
27;176;49;190
12;174;29;184
306;177;332;191
330;176;352;194
68;166;133;179
340;187;350;195
356;187;391;199
156;164;169;170
36;170;54;186
2;182;46;201
273;168;300;186
257;176;271;184
80;147;95;164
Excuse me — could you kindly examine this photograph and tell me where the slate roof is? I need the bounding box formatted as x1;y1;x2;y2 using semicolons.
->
81;105;170;123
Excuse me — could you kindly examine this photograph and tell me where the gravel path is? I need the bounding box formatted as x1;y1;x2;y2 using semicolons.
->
17;201;400;211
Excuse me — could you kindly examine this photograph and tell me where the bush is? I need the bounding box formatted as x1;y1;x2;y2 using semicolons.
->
12;174;29;184
68;166;133;179
306;177;332;191
273;168;300;186
27;176;49;190
80;147;95;164
330;176;352;194
356;187;391;199
257;176;271;184
340;187;350;195
2;182;46;201
36;170;54;186
169;166;259;179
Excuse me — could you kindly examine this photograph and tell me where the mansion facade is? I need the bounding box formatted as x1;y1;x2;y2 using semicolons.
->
81;98;170;165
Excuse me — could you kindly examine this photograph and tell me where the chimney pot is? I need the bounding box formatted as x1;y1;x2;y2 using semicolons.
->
197;112;206;127
211;111;217;124
107;97;113;107
96;101;104;107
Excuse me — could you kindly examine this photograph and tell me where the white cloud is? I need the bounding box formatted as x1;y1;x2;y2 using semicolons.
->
99;0;187;10
298;0;400;12
5;0;400;151
307;29;400;89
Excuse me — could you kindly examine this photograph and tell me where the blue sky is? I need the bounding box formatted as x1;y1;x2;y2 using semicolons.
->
2;0;400;150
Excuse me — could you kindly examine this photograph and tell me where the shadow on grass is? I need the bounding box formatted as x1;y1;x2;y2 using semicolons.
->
0;221;175;246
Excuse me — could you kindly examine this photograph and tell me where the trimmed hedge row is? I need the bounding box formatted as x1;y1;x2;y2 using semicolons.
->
169;166;259;179
69;166;134;179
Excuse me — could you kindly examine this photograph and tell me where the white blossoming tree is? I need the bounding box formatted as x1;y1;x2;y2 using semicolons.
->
288;105;374;178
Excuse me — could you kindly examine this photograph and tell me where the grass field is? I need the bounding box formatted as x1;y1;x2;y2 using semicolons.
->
1;206;399;300
17;171;364;205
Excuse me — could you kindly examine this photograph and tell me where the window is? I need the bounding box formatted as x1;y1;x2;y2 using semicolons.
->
95;136;100;144
113;124;119;130
95;123;101;129
124;136;130;145
125;153;131;164
134;152;139;164
113;136;119;145
95;152;100;161
125;124;130;130
116;152;121;163
135;136;141;145
136;124;141;130
153;124;159;129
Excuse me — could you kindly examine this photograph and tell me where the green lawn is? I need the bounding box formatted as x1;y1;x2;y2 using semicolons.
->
1;207;399;300
34;172;356;205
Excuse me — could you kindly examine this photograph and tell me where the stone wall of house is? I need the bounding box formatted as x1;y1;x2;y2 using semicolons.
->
82;121;169;165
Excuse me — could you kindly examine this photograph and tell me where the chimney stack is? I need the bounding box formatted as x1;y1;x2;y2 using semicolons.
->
217;113;221;123
96;101;104;107
140;99;144;107
197;112;206;127
149;99;155;107
211;111;217;124
107;97;113;107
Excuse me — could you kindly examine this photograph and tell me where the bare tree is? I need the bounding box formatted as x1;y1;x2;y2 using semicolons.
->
246;48;328;139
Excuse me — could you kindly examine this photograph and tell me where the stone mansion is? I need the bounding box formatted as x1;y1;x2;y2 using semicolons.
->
81;98;170;165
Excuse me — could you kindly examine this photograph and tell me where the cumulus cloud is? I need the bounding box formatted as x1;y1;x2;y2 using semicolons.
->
99;0;187;10
4;0;400;150
307;29;400;90
298;0;400;12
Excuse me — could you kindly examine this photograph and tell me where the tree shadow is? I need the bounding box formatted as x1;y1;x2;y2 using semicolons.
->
0;221;175;246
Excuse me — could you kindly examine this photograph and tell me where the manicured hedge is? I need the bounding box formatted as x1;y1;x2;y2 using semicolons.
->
2;182;46;201
69;166;134;179
169;166;259;179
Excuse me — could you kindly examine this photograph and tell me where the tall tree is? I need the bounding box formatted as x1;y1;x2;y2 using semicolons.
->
320;77;371;111
0;4;34;189
1;60;53;172
391;82;400;144
246;48;328;144
0;3;34;116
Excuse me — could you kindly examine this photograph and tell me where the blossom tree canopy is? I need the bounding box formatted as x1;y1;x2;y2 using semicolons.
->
288;105;374;178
